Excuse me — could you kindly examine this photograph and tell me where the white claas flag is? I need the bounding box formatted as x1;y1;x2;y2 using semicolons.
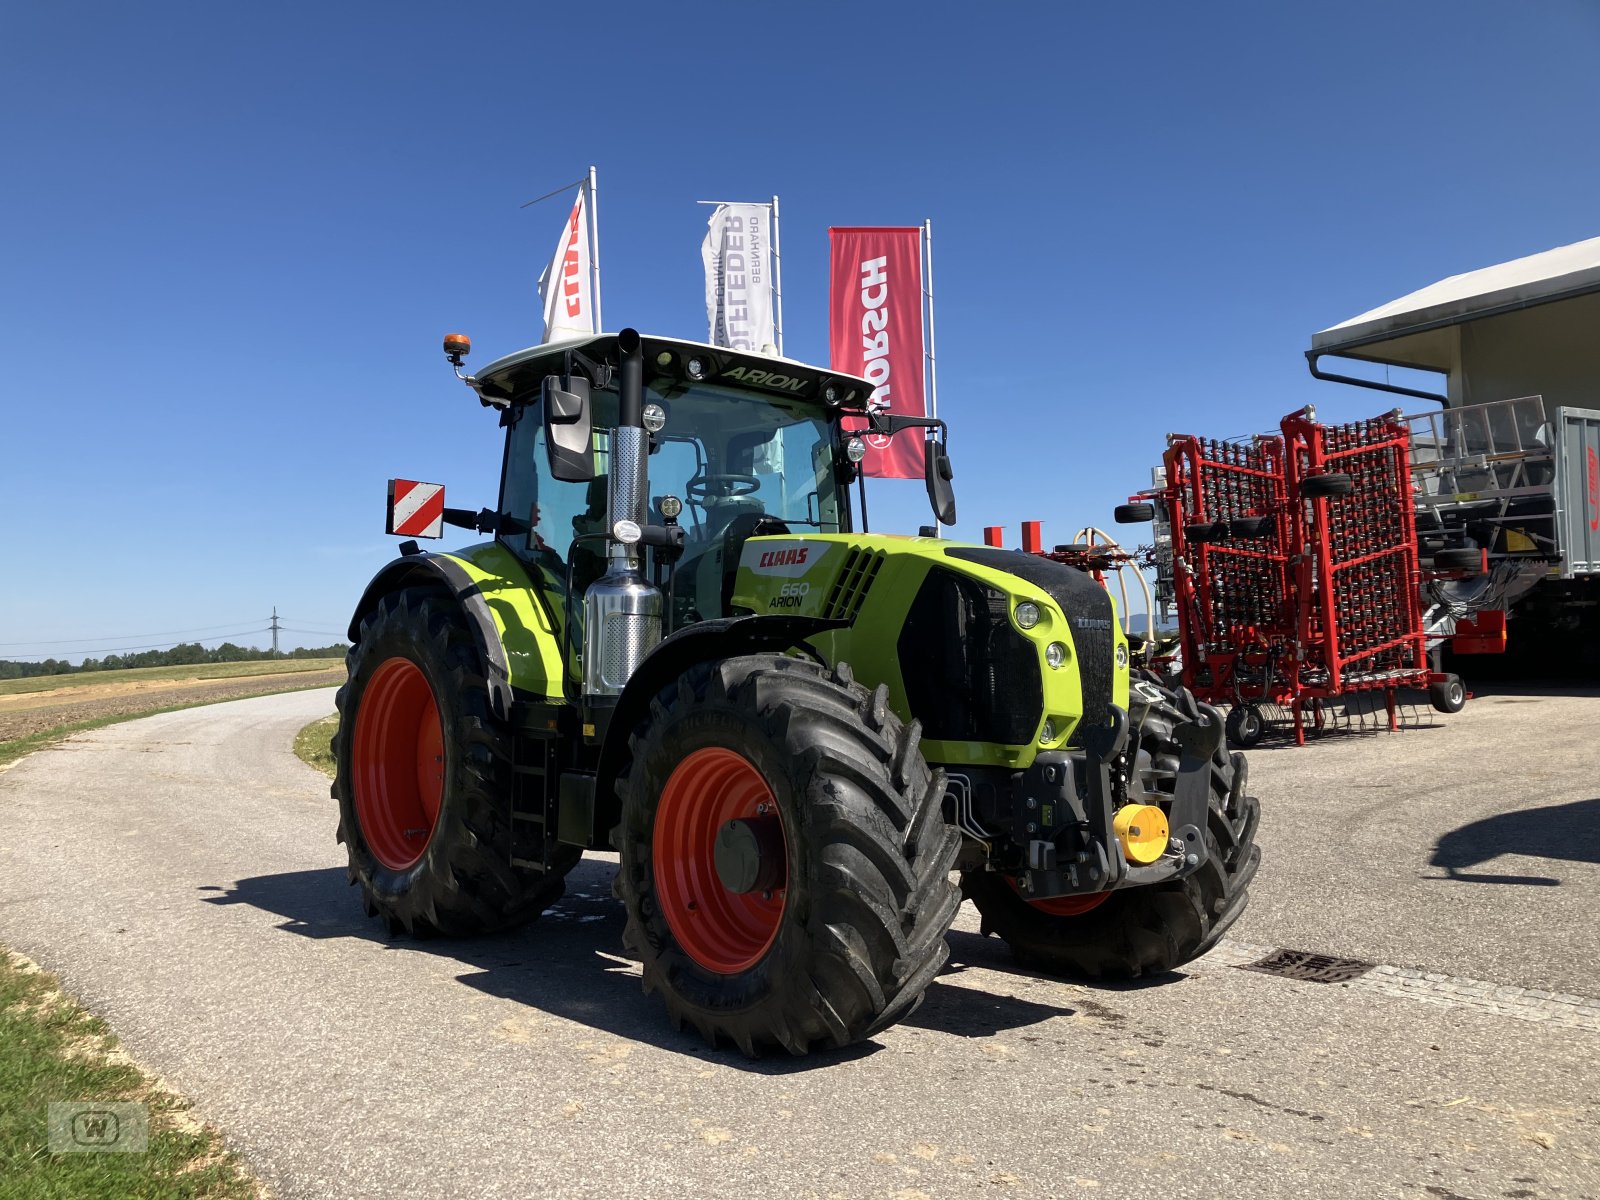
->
702;203;775;353
537;191;594;343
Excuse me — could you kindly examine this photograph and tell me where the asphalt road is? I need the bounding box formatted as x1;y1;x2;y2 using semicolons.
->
1;687;1596;1200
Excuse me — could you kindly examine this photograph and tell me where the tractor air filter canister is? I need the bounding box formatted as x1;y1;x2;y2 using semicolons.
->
582;568;662;697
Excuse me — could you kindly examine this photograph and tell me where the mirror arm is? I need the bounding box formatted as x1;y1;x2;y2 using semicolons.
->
866;411;948;440
564;347;612;390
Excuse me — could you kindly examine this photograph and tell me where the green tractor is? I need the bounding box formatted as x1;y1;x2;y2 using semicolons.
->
333;328;1261;1055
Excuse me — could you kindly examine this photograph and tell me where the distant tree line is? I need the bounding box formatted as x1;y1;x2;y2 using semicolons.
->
0;643;348;680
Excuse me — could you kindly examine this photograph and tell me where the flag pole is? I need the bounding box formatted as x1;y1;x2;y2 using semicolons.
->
923;217;938;420
587;165;603;333
771;195;784;357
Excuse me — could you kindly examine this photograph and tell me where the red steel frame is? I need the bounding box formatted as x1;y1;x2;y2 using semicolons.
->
1149;409;1443;744
1160;433;1296;715
1278;408;1432;739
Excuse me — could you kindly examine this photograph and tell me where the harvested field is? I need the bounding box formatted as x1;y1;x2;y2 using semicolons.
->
0;662;344;744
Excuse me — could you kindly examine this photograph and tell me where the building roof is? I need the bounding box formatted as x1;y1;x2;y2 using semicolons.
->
1310;235;1600;370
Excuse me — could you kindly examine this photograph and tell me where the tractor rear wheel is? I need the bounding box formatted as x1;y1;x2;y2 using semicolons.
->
333;587;578;935
614;654;961;1056
962;684;1260;978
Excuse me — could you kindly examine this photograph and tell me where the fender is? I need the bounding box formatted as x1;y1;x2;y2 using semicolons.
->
347;551;516;722
592;614;849;839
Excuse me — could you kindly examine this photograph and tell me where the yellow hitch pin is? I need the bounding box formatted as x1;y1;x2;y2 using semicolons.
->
1112;804;1170;865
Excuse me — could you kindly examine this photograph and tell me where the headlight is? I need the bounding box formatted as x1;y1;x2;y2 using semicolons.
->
658;495;683;520
1115;643;1129;669
1014;601;1041;630
685;356;709;380
642;403;667;433
1039;720;1056;745
1046;642;1067;669
845;437;867;463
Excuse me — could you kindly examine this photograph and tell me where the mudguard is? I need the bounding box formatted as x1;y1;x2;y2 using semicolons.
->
594;615;848;831
347;542;566;719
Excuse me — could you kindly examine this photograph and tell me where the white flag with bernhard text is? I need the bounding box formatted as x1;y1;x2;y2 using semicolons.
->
538;190;594;343
702;203;774;353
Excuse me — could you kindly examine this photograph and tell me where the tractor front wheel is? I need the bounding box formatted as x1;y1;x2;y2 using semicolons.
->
963;683;1260;978
614;655;961;1055
333;587;578;936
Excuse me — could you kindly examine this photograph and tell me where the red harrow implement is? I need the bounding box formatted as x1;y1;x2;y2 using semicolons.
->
1123;407;1470;747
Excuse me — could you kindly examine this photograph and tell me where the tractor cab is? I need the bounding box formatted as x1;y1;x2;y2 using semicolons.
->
468;332;952;660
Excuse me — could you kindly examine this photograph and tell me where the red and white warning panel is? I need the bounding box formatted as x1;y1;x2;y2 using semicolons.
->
386;479;445;539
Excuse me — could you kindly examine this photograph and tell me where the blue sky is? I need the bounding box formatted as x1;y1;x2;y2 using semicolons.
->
4;1;1599;659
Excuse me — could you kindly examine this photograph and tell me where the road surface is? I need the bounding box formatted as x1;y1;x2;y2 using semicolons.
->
1;687;1596;1199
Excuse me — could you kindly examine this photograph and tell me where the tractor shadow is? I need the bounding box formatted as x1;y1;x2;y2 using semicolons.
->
1424;796;1600;886
201;857;1084;1072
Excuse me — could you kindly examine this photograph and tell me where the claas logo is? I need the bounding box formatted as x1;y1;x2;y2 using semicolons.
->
757;548;808;568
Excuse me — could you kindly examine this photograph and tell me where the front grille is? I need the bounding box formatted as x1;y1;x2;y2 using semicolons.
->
822;548;884;621
943;548;1115;746
896;567;1042;745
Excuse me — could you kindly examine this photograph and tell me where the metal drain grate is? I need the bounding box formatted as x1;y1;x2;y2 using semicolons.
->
1237;948;1376;984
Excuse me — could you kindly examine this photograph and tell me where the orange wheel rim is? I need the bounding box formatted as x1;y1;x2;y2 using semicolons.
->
352;657;445;870
1006;875;1111;917
654;747;787;974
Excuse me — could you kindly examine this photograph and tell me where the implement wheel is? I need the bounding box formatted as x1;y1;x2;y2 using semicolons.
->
614;655;960;1056
1428;673;1467;714
963;683;1261;978
333;587;578;935
1225;703;1266;749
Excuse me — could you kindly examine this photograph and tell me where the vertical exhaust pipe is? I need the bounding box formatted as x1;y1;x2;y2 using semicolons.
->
583;329;663;698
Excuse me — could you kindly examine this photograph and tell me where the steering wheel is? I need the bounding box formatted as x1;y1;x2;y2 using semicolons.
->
686;473;761;501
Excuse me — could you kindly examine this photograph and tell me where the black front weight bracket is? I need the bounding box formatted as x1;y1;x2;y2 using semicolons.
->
1017;705;1131;900
1166;705;1222;877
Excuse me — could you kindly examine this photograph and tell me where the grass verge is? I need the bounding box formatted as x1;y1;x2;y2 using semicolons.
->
0;682;337;769
293;713;339;778
0;948;259;1198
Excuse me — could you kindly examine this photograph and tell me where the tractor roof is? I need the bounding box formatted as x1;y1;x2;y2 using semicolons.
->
473;333;877;411
1309;234;1600;372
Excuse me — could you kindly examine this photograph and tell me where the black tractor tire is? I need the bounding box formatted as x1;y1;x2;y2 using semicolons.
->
1115;502;1156;524
1184;521;1228;544
1300;472;1354;499
1224;703;1267;748
614;654;961;1056
1428;673;1467;714
333;587;579;936
962;684;1261;979
1228;516;1274;540
1431;548;1485;574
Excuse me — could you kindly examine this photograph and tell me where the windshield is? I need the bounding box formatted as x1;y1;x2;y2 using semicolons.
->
500;378;847;626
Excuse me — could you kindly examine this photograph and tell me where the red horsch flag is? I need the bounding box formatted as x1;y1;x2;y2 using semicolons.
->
829;227;926;479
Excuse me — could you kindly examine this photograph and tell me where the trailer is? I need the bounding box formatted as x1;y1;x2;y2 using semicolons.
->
1307;236;1600;668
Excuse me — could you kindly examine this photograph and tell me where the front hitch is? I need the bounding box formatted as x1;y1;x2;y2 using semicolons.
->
1012;701;1218;901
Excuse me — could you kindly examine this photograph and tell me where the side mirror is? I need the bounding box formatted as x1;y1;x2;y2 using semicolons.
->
541;375;596;482
925;439;956;526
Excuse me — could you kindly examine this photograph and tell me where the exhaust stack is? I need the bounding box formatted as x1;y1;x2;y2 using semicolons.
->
583;329;663;697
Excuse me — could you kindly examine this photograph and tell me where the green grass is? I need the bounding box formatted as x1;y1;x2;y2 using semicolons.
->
0;682;339;768
0;950;258;1198
293;713;340;778
0;658;343;698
